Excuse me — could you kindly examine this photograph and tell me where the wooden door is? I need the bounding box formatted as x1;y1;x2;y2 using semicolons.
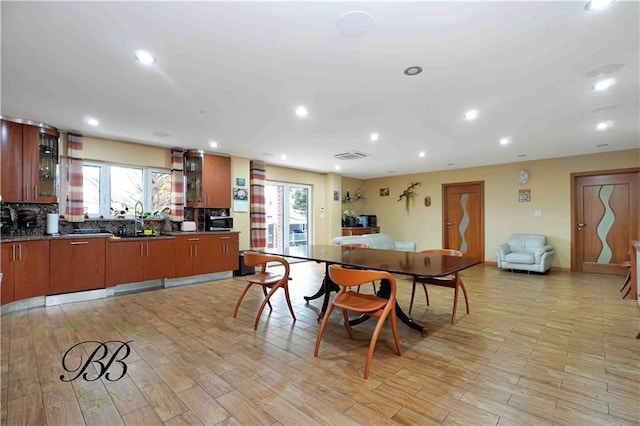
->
1;244;15;304
573;170;639;274
442;181;484;262
106;240;144;286
14;240;49;300
212;233;239;272
1;120;24;201
205;154;231;208
144;239;175;280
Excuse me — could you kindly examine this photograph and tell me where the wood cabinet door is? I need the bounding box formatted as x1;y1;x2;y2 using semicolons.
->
205;154;231;208
144;239;175;280
21;124;41;202
14;240;49;300
50;238;106;295
106;241;144;286
213;233;239;272
1;120;24;201
192;236;216;275
174;237;195;278
1;244;15;304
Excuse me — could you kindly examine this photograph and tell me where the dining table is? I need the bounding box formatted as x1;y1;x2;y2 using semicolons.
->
260;245;481;335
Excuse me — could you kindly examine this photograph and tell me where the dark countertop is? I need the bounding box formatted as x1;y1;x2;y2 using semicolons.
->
1;230;239;243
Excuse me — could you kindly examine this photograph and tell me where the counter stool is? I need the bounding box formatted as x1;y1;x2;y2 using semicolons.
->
620;260;632;299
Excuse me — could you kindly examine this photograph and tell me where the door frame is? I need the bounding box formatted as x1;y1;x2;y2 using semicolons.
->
442;180;485;262
570;167;640;272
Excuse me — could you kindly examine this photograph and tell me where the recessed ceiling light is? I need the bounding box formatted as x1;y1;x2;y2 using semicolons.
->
404;66;423;76
210;141;218;148
464;109;479;120
334;165;341;171
87;118;99;126
336;10;374;37
418;151;426;157
499;137;511;145
585;0;616;11
593;77;616;91
281;154;287;160
596;121;614;130
295;106;308;118
370;132;379;141
134;49;157;65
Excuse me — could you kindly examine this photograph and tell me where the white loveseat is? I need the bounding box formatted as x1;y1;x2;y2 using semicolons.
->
332;233;416;252
495;233;555;273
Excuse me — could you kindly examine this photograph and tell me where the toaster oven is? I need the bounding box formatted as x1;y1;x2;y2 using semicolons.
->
206;216;233;231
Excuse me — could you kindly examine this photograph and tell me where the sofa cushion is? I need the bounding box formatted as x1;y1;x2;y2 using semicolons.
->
507;234;548;255
505;252;535;264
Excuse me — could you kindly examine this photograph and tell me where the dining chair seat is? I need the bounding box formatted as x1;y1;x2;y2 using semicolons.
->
409;249;470;324
233;252;296;330
315;265;401;379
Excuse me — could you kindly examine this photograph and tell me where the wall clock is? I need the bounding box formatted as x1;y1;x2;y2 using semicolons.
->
518;170;529;185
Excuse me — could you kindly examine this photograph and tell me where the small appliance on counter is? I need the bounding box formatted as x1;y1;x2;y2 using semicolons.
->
359;215;377;228
46;213;60;235
18;209;38;229
205;215;233;231
181;221;197;232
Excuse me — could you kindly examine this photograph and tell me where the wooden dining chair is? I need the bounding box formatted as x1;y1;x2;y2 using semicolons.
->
409;249;470;324
315;265;401;379
233;252;296;330
341;243;377;294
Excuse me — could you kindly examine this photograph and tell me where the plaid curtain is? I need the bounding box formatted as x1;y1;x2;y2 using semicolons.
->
65;133;84;222
250;160;267;249
170;149;185;222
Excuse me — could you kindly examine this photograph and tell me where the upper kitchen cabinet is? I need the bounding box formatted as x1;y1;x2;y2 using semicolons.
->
184;150;231;208
1;119;60;202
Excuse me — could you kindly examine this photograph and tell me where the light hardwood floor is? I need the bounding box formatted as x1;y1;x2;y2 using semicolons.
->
1;262;639;425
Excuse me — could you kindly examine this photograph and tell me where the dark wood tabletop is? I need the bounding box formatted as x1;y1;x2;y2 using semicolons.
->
272;244;481;278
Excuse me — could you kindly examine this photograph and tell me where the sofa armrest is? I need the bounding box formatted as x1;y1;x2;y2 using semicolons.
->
496;243;511;261
534;245;555;262
394;241;416;252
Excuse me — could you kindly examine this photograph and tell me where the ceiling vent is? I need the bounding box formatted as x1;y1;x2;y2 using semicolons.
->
334;150;369;160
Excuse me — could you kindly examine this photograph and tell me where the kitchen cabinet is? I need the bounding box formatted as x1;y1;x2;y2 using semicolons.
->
174;234;217;278
210;233;239;272
0;119;60;202
50;238;106;295
106;238;175;286
184;151;231;208
342;227;375;236
1;240;50;304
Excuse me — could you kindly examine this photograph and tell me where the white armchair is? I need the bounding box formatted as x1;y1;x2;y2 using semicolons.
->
496;234;555;273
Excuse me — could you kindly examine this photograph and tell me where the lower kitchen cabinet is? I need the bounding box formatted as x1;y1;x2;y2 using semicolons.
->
50;238;106;295
211;233;239;272
107;238;175;285
1;240;49;304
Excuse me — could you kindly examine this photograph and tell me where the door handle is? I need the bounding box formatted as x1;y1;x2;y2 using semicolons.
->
577;223;586;230
446;222;453;228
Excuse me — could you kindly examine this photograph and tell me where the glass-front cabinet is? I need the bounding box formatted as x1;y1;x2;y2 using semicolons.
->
184;150;231;208
0;119;60;202
37;131;59;200
185;150;204;206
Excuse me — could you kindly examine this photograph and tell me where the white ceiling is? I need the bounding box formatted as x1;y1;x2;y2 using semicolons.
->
2;1;638;179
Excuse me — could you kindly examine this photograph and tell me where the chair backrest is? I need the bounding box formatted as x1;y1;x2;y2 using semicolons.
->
328;265;396;295
420;248;462;257
243;251;290;275
341;243;369;248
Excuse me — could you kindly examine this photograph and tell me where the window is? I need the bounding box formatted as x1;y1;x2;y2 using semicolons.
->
82;162;171;217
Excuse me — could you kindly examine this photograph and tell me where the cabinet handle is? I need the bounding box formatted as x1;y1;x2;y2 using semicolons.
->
221;236;231;240
11;244;16;262
70;241;89;245
146;243;149;256
18;244;22;260
188;238;200;241
140;243;144;257
194;245;198;257
34;185;38;199
189;246;193;258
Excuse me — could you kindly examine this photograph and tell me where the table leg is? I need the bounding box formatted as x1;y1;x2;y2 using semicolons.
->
348;278;427;335
303;262;339;320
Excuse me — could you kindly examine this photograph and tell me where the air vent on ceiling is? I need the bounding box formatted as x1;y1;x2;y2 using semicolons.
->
334;150;369;160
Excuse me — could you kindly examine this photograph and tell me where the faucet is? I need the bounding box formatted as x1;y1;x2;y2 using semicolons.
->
134;201;144;235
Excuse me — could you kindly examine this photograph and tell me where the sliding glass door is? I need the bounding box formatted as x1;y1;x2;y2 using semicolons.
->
265;182;311;257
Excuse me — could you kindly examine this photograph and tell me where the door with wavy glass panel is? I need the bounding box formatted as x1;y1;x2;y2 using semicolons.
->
574;171;638;274
443;182;484;262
